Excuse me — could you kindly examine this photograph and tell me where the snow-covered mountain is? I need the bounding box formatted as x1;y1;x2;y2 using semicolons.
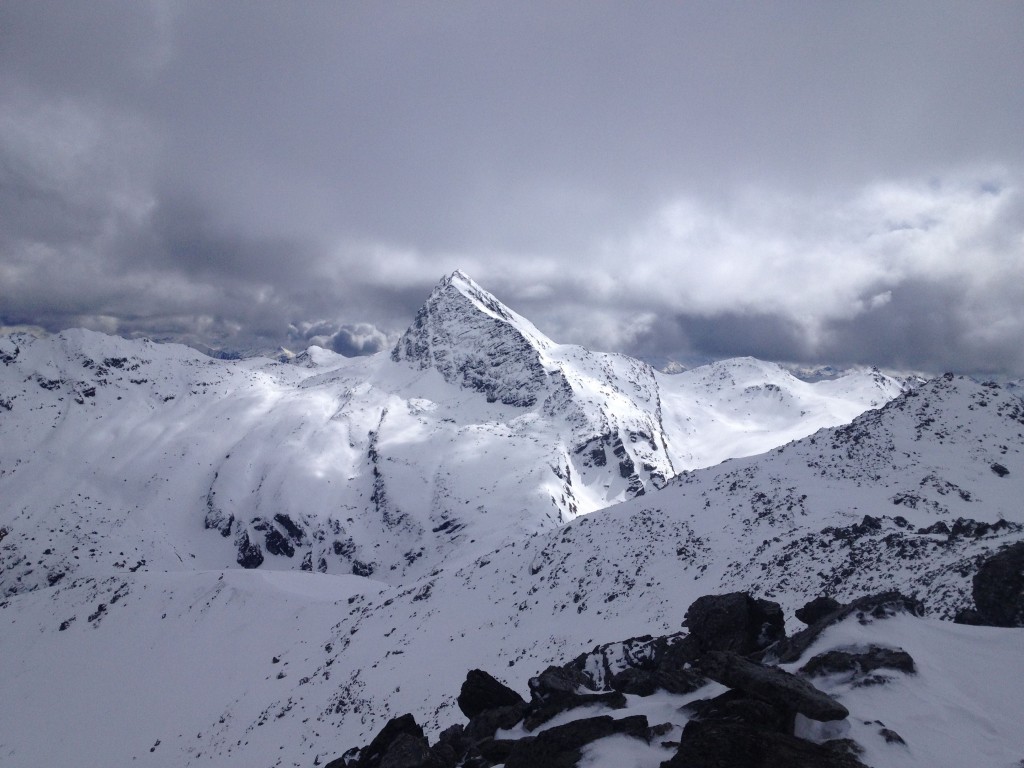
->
2;272;1021;768
0;271;902;598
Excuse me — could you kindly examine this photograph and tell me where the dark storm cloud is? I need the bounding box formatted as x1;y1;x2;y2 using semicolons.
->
2;2;1023;374
645;313;811;366
821;281;1024;376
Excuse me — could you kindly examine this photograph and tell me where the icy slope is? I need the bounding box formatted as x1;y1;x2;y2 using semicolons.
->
0;273;902;596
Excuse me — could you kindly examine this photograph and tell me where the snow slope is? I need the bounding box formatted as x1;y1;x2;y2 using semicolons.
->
1;366;1021;767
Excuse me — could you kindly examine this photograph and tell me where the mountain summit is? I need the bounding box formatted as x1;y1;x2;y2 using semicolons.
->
391;270;555;406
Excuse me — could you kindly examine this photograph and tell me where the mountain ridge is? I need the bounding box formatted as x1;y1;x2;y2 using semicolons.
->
0;273;906;597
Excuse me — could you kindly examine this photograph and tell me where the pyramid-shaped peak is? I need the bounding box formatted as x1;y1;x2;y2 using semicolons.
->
391;272;555;406
431;270;517;325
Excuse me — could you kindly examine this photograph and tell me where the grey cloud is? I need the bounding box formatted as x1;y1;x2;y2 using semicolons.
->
2;2;1024;374
819;281;1024;376
287;321;388;357
327;324;389;358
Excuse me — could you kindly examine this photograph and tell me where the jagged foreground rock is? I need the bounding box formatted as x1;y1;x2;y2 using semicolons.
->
324;592;948;768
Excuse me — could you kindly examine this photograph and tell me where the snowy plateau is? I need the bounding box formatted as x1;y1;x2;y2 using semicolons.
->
0;270;1021;768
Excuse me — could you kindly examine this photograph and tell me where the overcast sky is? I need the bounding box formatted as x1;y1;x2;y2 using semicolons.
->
2;2;1023;375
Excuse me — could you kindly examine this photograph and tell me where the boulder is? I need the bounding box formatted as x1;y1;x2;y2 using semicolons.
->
970;541;1024;627
697;651;849;722
457;669;526;719
528;665;594;702
684;592;786;656
795;597;841;626
503;714;649;768
664;720;868;768
800;646;915;683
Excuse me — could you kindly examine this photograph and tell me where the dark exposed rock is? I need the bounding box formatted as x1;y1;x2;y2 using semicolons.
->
529;665;595;702
463;704;527;743
952;607;984;625
504;714;649;768
428;741;457;768
376;733;438;768
682;689;790;733
697;651;849;722
428;725;467;767
968;541;1024;627
274;512;305;543
524;665;627;730
564;631;692;690
949;517;1012;539
800;646;915;682
609;665;706;697
340;714;441;768
879;727;906;745
264;529;295;558
664;720;868;768
352;559;375;577
457;669;526;719
523;691;628;731
761;591;924;664
235;532;264;569
795;597;841;626
684;592;786;656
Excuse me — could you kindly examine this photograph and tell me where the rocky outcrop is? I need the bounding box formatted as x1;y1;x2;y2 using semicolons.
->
457;670;525;719
759;591;924;664
329;713;441;768
800;645;915;685
524;666;627;730
325;591;931;768
697;651;849;722
665;720;868;768
503;714;650;768
956;541;1024;627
